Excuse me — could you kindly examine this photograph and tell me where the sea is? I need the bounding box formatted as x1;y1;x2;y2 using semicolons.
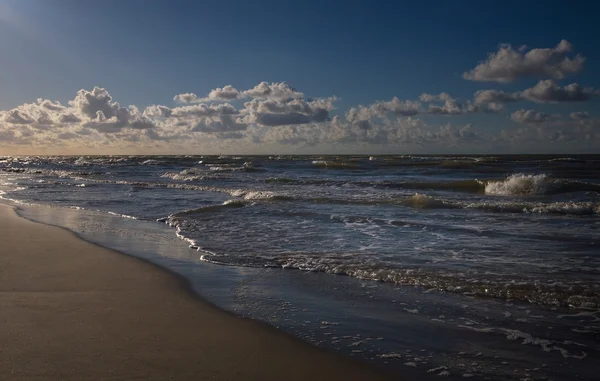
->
1;154;599;380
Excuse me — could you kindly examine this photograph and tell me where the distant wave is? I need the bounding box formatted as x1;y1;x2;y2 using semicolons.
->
10;170;599;216
266;175;600;196
311;160;362;169
0;168;105;178
161;171;227;182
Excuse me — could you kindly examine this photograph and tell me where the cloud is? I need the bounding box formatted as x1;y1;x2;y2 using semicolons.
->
191;115;248;134
143;105;173;118
511;109;556;124
473;89;520;105
171;103;238;117
463;40;585;83
0;80;597;153
69;87;123;119
473;80;597;109
174;82;305;104
371;97;420;117
202;85;242;101
242;97;334;127
173;93;199;103
242;81;304;100
3;109;34;124
417;93;485;115
0;87;160;151
570;111;589;120
427;99;466;115
520;80;596;103
484;102;505;113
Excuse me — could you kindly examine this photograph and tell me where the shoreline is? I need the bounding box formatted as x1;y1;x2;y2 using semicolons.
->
0;204;392;380
3;199;598;381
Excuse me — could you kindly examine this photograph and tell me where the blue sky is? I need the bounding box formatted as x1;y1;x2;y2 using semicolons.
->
1;0;599;154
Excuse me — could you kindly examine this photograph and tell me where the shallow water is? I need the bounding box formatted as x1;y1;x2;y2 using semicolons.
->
1;155;599;380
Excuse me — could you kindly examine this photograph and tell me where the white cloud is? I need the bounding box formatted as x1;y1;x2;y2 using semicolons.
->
371;97;420;117
242;81;304;100
473;89;520;105
242;97;334;127
143;105;173;118
202;85;242;101
484;102;505;113
511;109;556;124
520;80;596;103
463;40;585;83
191;115;247;134
0;81;597;153
171;103;238;117
173;93;199;104
427;99;466;115
69;87;122;120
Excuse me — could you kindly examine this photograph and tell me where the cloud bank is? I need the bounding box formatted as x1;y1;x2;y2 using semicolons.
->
1;40;598;154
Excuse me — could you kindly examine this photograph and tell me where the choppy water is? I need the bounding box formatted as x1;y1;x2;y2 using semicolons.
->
2;154;600;380
1;154;599;309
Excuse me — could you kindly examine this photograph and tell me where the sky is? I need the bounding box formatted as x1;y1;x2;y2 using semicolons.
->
0;0;599;154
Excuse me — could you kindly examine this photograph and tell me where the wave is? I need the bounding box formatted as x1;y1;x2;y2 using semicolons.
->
312;160;362;169
0;168;105;178
160;171;227;182
63;177;600;215
485;174;548;196
140;159;164;165
208;165;264;172
190;249;599;308
6;168;599;216
265;175;600;197
484;174;600;196
265;176;487;192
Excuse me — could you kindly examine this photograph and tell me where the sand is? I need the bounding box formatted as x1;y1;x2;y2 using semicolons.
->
0;205;392;381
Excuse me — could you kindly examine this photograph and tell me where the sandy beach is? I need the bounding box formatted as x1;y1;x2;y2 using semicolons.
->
0;204;391;381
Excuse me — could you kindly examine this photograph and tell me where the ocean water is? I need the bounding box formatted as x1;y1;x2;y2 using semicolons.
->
1;154;599;380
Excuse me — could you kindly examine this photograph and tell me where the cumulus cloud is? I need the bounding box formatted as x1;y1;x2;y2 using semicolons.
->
0;80;597;153
242;81;304;100
191;115;248;134
511;109;557;124
426;99;478;115
371;97;420;117
143;105;173;118
69;87;119;119
473;80;597;111
202;85;242;101
417;93;485;115
242;97;334;127
484;102;505;113
173;93;199;103
463;40;585;83
171;103;238;117
520;80;596;103
473;89;520;105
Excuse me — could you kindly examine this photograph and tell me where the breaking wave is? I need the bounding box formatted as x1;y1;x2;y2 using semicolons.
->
186;248;600;308
484;173;600;196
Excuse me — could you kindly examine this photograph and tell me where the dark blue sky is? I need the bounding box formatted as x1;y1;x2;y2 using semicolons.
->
2;0;598;108
0;0;599;153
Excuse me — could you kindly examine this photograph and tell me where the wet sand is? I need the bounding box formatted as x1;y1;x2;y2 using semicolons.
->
0;205;392;381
